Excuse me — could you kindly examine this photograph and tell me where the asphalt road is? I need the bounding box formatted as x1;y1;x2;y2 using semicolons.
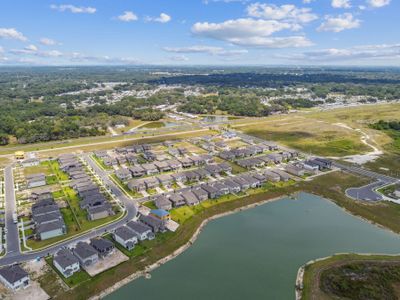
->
4;166;21;257
333;162;399;202
0;155;138;267
346;181;387;202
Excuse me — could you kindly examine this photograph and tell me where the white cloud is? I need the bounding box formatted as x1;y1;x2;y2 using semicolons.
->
169;55;189;62
0;28;27;41
246;3;318;24
367;0;391;7
331;0;351;8
192;18;312;48
50;4;96;14
317;13;360;32
163;45;248;56
145;13;171;23
117;11;138;22
40;37;59;46
25;44;38;52
303;0;315;3
279;43;400;62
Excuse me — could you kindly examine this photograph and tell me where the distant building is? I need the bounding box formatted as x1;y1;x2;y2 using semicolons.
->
15;151;25;160
26;173;46;188
21;158;40;167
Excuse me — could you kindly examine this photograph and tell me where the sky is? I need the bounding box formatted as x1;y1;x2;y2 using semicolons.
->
0;0;398;66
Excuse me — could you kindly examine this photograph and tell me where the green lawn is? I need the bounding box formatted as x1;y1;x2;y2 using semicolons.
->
44;160;69;181
46;257;91;287
110;174;142;198
45;175;58;185
23;162;52;176
92;154;113;170
143;201;157;210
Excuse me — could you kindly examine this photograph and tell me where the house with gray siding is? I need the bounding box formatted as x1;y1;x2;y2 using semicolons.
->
73;242;99;268
126;221;154;241
53;249;80;278
113;226;138;250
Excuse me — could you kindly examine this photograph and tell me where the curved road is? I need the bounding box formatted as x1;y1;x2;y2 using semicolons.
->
0;155;137;267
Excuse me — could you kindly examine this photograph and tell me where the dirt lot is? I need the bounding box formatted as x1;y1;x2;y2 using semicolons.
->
84;249;128;277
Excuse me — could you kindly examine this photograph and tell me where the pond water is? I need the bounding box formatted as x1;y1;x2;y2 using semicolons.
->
106;193;400;300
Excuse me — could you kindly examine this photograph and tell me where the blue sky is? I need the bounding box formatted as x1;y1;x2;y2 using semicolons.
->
0;0;398;65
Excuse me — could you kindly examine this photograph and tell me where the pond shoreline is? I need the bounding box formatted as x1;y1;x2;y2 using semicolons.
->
90;194;288;300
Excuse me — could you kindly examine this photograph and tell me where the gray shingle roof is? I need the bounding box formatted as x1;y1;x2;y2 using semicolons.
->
0;265;28;284
54;249;79;269
74;242;98;259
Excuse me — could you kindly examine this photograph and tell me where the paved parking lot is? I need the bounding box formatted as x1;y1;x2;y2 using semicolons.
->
346;181;386;202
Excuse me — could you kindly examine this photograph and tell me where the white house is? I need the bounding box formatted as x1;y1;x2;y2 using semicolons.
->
113;226;138;250
53;249;80;278
0;265;30;290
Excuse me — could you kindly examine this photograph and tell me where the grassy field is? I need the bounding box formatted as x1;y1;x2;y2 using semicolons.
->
46;257;91;287
301;254;400;300
23;162;52;176
236;116;371;157
234;103;400;157
38;170;396;300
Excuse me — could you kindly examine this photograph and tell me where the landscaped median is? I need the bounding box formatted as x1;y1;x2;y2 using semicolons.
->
36;171;381;300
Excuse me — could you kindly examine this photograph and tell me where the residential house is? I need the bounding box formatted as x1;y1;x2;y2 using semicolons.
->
21;158;40;167
73;242;99;268
53;249;80;278
171;172;186;183
154;161;171;172
150;209;171;221
272;170;292;182
192;187;209;202
113;226;138;250
144;177;159;190
167;159;182;170
139;214;166;233
184;171;200;182
302;160;320;172
285;164;306;177
90;238;115;258
232;177;250;190
26;173;46;188
115;168;132;181
178;157;193;168
87;204;113;221
154;195;172;210
0;265;29;291
211;182;230;196
129;165;145;177
182;191;200;206
126;221;154;241
223;179;241;193
143;151;157;161
157;174;173;187
128;179;146;192
200;184;218;199
263;170;281;182
142;163;159;175
168;193;186;207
